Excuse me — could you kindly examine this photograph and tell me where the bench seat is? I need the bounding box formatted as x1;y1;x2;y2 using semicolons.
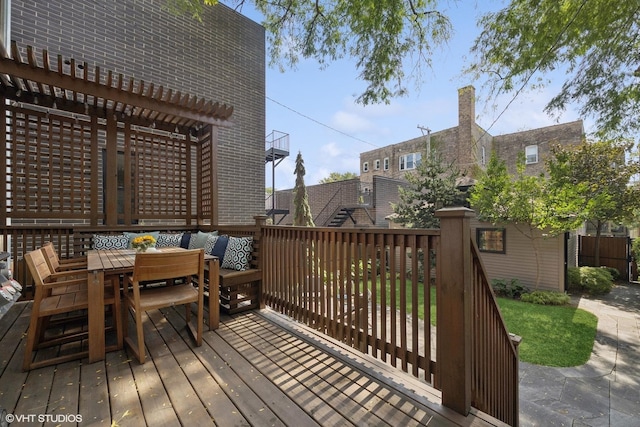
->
218;268;261;314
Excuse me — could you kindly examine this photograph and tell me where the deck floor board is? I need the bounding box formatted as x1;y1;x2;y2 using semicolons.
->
0;301;501;426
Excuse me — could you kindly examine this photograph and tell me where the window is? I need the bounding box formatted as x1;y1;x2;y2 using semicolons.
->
525;145;538;164
481;146;486;166
374;159;380;170
383;157;389;171
476;228;506;253
399;152;422;171
362;161;369;172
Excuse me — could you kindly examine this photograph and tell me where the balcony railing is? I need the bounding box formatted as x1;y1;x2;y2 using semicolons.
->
1;207;519;425
261;207;519;425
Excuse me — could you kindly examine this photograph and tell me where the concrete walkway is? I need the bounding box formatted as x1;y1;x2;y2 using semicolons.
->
519;282;640;426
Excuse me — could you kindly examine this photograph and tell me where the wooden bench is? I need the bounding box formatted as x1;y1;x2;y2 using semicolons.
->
213;216;265;315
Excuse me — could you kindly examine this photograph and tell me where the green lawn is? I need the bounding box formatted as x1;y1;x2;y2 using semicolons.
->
376;279;597;367
496;298;597;366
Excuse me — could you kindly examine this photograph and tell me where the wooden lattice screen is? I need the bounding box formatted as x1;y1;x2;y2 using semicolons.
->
7;105;93;220
129;129;192;221
4;102;215;226
198;126;215;222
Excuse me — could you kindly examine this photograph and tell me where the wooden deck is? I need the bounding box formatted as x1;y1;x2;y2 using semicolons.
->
0;302;504;426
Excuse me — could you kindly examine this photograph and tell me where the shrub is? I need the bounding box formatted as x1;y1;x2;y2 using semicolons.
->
579;267;614;295
567;267;581;290
632;238;640;265
491;278;529;299
520;290;571;305
600;266;620;281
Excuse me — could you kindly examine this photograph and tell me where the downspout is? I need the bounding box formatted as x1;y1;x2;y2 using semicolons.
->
0;0;9;51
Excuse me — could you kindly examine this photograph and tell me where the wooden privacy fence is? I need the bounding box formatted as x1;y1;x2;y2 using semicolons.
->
262;207;520;426
579;235;631;280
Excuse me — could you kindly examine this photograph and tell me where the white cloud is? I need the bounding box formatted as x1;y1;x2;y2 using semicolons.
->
330;110;376;134
320;141;342;157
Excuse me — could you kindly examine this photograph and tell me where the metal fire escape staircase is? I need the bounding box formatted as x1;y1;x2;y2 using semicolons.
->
265;131;290;223
327;207;357;227
323;187;374;227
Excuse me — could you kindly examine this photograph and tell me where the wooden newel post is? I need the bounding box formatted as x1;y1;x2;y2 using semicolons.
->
435;207;475;415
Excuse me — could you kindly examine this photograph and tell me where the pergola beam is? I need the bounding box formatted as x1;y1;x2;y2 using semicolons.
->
0;42;233;131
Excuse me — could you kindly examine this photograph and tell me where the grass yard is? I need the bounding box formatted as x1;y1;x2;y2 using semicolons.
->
497;298;597;366
377;278;597;367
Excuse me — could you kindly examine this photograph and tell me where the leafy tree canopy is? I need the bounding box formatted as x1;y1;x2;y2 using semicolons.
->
547;139;640;234
166;0;452;104
319;171;358;184
467;0;640;137
470;151;548;234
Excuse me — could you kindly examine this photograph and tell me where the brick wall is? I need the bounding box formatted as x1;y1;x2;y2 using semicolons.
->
11;0;265;224
373;176;407;227
492;120;584;176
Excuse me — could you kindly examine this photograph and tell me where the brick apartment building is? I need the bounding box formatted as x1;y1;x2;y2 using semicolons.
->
273;86;584;229
9;0;266;224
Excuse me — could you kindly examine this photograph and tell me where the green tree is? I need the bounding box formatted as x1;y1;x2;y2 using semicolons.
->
391;147;460;229
166;0;453;104
467;0;640;137
470;151;549;288
319;172;358;184
546;140;640;266
293;151;315;227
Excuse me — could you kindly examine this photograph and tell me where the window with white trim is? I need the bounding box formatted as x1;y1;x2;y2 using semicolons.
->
362;161;369;172
525;145;538;164
481;146;486;165
383;157;389;170
374;159;380;170
399;152;422;171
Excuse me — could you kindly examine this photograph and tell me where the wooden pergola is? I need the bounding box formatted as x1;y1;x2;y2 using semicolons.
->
0;41;233;227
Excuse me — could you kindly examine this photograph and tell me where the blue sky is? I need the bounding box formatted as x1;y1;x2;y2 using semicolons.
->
235;1;592;190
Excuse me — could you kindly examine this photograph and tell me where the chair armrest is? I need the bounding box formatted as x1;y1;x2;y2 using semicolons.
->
43;276;87;288
59;256;88;264
56;261;89;271
48;270;88;281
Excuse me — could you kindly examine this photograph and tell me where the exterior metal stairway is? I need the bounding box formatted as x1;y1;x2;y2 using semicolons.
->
328;207;356;227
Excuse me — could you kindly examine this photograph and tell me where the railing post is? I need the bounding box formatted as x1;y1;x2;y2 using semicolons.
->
435;207;475;415
254;215;267;309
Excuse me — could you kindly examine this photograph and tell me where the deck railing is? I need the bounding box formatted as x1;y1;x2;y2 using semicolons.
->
262;224;439;380
263;207;519;426
1;208;519;425
471;239;520;425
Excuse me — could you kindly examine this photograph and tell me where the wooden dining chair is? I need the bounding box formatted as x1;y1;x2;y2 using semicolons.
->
42;241;87;273
123;249;205;364
22;247;121;371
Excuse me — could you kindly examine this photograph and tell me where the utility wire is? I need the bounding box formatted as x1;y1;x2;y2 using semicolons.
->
266;96;379;148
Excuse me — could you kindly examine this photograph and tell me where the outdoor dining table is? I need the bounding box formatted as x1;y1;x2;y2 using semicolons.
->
86;247;219;363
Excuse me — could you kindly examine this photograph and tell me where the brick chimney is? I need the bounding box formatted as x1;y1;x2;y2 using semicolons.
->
457;86;477;175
